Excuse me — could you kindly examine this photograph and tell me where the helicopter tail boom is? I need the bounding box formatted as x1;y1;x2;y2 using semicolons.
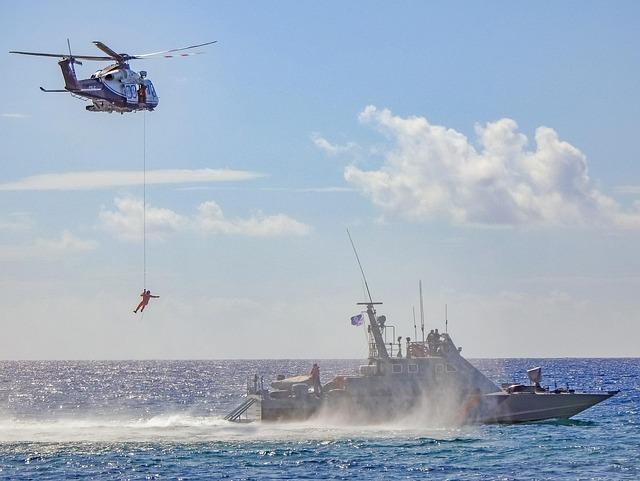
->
58;58;80;91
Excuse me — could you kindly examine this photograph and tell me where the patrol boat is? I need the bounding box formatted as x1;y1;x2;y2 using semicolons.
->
225;298;618;424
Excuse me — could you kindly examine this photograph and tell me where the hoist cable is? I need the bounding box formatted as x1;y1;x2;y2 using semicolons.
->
143;111;147;290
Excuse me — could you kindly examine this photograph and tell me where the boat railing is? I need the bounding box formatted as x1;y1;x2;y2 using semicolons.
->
408;340;439;358
246;374;265;395
224;397;257;422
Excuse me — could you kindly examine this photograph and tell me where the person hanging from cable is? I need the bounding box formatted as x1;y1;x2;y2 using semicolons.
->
133;289;159;313
138;82;146;105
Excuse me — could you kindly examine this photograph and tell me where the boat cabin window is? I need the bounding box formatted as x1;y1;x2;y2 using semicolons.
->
446;364;457;373
359;365;377;376
435;364;445;374
408;364;418;374
392;364;403;374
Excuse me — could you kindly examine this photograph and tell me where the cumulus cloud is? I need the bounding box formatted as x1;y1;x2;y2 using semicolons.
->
0;230;97;261
99;197;311;241
343;106;640;228
196;201;311;237
311;133;358;156
0;168;264;191
99;197;186;241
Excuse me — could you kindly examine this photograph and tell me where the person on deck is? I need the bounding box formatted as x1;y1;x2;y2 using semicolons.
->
310;363;322;396
427;329;436;353
133;289;159;313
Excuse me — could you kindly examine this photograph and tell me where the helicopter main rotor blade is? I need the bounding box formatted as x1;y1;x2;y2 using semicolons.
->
131;52;205;60
12;40;216;62
92;41;126;62
131;41;217;59
10;51;68;58
10;50;113;61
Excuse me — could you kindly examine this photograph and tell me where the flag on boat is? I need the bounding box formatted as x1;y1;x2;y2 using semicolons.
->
350;313;364;326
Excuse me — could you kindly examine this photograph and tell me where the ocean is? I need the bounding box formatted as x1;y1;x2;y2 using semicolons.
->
0;358;638;480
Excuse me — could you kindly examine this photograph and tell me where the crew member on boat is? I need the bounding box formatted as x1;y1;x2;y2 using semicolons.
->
433;329;441;353
427;329;436;353
310;363;322;395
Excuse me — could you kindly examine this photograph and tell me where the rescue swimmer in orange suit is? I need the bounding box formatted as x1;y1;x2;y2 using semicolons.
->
134;289;159;313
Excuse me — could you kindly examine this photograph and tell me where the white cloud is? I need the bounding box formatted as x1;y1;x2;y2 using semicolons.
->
311;133;358;156
0;213;33;232
614;185;640;195
343;106;640;228
261;186;355;193
196;201;311;237
1;113;29;119
99;197;186;241
0;169;264;191
36;230;98;252
100;197;311;241
0;230;97;261
297;187;354;193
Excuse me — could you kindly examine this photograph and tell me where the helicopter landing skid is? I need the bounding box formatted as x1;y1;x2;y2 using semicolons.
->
40;87;67;92
86;100;152;114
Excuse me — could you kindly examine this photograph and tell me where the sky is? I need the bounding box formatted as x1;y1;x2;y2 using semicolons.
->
1;1;639;359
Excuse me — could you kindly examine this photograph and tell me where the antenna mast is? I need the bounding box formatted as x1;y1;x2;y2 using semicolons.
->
347;228;373;303
445;303;448;334
412;306;417;340
419;280;425;343
347;228;389;360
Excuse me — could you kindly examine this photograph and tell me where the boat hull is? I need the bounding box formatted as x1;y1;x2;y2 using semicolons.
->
252;390;618;424
470;391;618;423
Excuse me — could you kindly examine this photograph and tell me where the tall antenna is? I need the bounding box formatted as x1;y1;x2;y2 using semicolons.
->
412;306;417;340
360;278;368;303
445;303;448;334
347;228;373;303
348;228;389;360
419;280;425;343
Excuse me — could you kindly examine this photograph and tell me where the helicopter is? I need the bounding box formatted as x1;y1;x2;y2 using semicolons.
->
10;40;216;113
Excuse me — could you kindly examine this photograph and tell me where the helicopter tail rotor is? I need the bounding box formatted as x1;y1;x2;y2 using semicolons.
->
66;38;82;65
56;39;81;91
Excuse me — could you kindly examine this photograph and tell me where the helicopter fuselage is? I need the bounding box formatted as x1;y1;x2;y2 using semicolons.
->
11;39;215;113
59;58;159;113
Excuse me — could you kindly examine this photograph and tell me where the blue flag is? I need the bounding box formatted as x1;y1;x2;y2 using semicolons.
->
350;313;364;326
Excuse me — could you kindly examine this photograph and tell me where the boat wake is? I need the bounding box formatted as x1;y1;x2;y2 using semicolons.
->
0;413;473;443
